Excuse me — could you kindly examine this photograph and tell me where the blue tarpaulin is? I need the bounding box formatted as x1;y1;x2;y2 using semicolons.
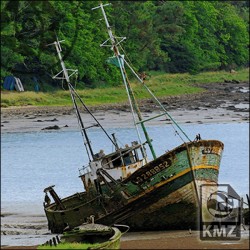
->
33;76;40;92
3;76;16;90
3;76;24;91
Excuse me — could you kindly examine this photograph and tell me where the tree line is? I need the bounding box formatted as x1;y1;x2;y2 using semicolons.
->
1;1;249;90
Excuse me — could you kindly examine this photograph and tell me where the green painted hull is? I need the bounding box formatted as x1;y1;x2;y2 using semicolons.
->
44;140;223;233
39;227;122;249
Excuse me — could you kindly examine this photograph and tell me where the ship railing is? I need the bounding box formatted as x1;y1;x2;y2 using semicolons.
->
101;143;146;169
78;164;91;176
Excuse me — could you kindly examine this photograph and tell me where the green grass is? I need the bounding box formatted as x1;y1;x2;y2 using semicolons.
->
37;239;120;249
38;242;101;249
1;68;249;108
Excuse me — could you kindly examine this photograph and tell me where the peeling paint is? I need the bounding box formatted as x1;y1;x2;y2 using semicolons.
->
44;140;224;233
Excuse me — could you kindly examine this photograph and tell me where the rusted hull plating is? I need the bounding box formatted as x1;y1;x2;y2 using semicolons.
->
44;140;223;233
115;180;218;230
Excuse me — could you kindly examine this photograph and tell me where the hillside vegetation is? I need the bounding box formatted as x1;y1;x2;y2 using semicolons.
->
1;1;249;91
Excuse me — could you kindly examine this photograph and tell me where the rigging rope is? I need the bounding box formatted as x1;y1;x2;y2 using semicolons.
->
122;57;191;142
119;42;190;143
70;89;92;161
115;56;147;158
67;82;117;148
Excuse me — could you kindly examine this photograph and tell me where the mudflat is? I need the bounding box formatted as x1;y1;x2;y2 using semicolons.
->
2;230;249;249
120;230;249;249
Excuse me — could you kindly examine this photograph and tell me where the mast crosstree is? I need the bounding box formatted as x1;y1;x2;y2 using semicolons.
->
93;3;157;159
48;38;117;161
47;38;95;160
93;2;192;160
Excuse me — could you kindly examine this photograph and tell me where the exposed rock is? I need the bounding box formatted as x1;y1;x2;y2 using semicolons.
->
44;118;58;122
232;79;240;84
41;125;60;130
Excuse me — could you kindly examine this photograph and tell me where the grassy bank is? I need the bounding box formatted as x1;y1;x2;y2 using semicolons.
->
1;68;249;108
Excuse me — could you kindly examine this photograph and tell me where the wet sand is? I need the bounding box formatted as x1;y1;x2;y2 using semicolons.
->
1;107;249;134
120;230;250;249
2;229;249;249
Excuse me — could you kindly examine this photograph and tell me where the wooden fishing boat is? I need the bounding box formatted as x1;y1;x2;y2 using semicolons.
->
43;3;224;233
39;217;129;249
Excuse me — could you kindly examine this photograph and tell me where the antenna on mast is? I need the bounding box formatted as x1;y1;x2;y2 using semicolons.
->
92;3;126;51
47;39;78;84
47;37;118;161
93;2;156;160
47;39;95;161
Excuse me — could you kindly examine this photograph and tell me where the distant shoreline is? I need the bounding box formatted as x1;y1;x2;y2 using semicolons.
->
1;80;249;133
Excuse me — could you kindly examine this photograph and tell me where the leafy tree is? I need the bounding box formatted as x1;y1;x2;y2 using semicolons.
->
214;1;249;69
153;1;189;72
1;0;249;89
111;1;167;72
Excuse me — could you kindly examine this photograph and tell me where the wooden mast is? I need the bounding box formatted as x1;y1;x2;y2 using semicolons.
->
48;39;95;160
93;3;157;159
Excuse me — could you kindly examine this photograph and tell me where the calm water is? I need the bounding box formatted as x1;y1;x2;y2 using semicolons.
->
1;122;249;214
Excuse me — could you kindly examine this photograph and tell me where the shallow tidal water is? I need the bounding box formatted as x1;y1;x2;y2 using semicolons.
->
1;122;249;246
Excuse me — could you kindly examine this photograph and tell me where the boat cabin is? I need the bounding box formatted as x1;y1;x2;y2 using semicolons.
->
79;141;147;191
101;143;140;169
